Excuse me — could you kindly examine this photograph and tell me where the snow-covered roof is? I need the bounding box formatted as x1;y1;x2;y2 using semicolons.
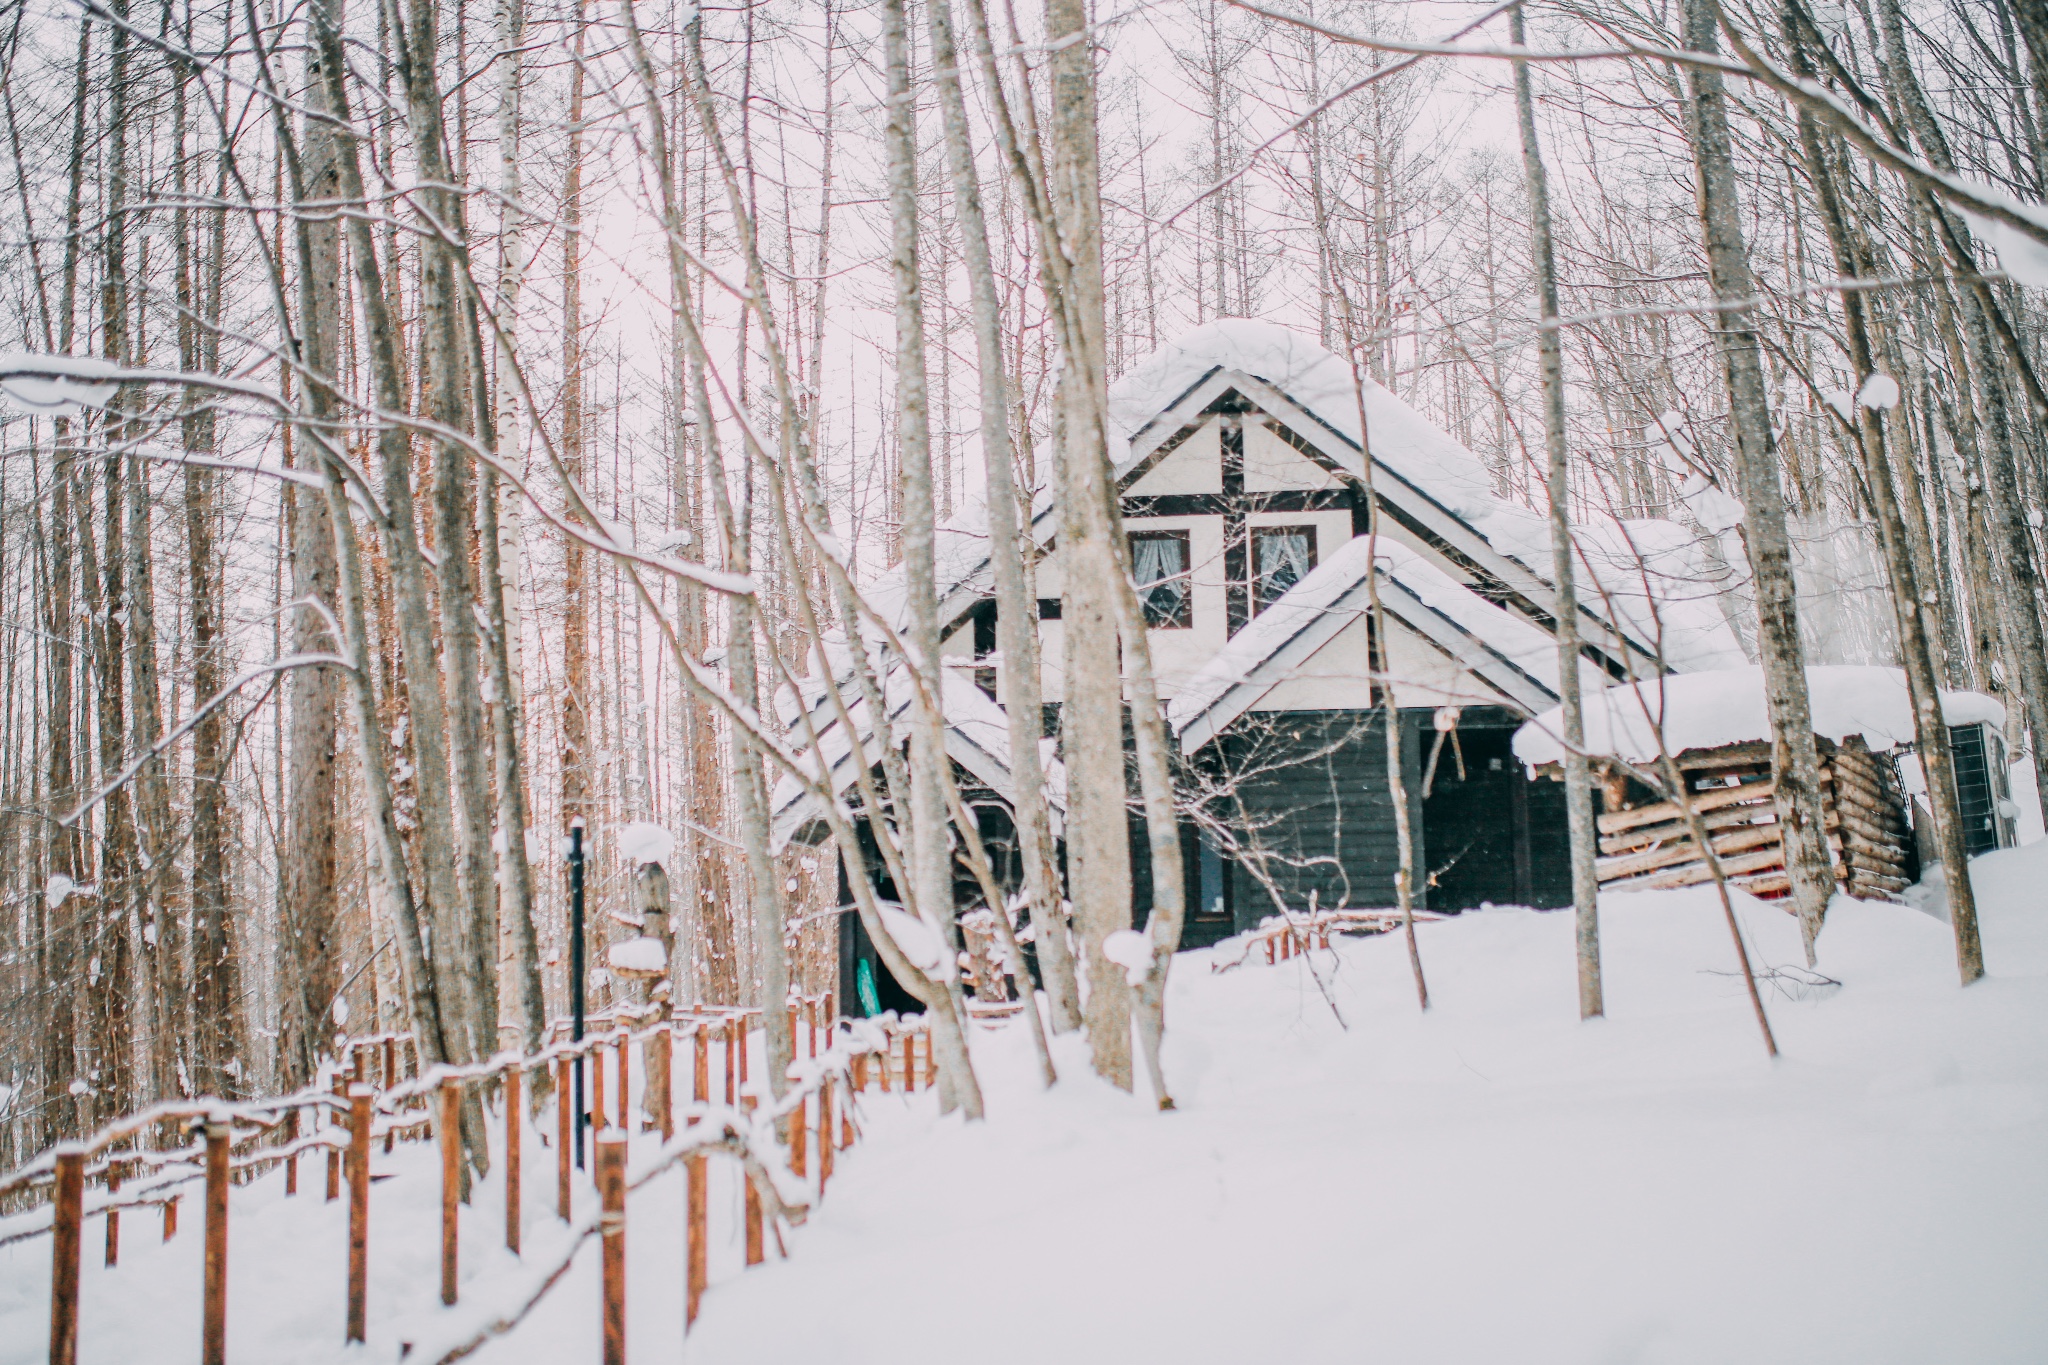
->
1171;536;1616;752
768;660;1064;851
1511;665;2005;769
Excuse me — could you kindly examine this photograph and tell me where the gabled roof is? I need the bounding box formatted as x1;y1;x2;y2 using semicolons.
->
1170;536;1617;753
768;659;1064;851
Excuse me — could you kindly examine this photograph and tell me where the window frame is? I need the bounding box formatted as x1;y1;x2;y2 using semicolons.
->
1251;524;1319;614
1127;528;1194;629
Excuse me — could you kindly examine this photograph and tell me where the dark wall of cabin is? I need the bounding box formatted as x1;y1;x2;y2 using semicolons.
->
1202;708;1424;931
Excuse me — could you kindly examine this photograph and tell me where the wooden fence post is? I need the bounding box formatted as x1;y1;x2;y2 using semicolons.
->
203;1122;229;1365
557;1054;574;1220
505;1063;522;1254
592;1039;608;1134
652;1028;673;1141
440;1078;461;1305
729;1019;745;1105
807;998;819;1058
383;1036;397;1089
284;1108;299;1195
902;1032;914;1092
818;1077;834;1188
49;1144;83;1365
743;1171;764;1267
692;1024;709;1107
348;1084;372;1343
597;1131;627;1365
163;1195;179;1242
737;1017;750;1087
104;1158;120;1267
685;1153;707;1327
327;1074;344;1201
616;1033;630;1132
789;1094;807;1179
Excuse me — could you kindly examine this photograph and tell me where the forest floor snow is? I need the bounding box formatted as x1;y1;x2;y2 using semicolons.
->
3;844;2045;1364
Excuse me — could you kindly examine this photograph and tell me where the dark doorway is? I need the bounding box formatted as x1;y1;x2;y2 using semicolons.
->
1419;709;1570;910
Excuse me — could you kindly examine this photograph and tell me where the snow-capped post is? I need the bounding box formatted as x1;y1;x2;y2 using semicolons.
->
440;1078;461;1304
347;1084;371;1342
505;1062;523;1254
556;1055;573;1219
570;818;587;1171
48;1143;82;1365
203;1122;229;1365
596;1131;626;1365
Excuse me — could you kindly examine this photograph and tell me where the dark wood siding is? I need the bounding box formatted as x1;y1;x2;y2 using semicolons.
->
1208;709;1425;928
1420;709;1571;910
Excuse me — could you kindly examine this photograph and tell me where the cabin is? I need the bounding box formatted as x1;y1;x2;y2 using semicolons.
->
787;322;2016;1010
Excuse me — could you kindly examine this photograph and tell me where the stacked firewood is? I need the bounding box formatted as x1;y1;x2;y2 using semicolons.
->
1593;737;1914;903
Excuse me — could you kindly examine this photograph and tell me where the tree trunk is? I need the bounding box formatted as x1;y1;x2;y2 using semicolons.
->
1512;5;1600;1018
278;16;348;1087
881;0;981;1117
1044;0;1134;1091
926;0;1082;1039
1682;0;1836;962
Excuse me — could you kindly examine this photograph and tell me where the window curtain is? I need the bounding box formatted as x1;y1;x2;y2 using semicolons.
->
1257;531;1311;606
1132;535;1188;626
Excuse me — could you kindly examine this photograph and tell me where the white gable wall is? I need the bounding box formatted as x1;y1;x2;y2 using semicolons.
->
1126;422;1222;495
1244;419;1340;490
1247;611;1506;715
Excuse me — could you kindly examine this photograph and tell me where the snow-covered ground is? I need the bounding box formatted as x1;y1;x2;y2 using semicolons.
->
5;846;2044;1363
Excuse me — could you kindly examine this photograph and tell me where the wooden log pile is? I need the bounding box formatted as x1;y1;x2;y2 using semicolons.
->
1594;736;1915;903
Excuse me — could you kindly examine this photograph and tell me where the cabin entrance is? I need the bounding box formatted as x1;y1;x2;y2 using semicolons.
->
1420;709;1571;910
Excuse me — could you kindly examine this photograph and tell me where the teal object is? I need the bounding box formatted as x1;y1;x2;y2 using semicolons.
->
856;958;882;1017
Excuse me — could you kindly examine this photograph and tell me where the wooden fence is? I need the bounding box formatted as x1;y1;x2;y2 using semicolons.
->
3;996;937;1365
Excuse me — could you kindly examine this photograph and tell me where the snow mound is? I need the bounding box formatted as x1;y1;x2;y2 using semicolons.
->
606;936;668;975
616;821;676;868
1514;664;2004;768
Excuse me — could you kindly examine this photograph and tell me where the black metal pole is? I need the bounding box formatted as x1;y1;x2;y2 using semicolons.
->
570;820;586;1170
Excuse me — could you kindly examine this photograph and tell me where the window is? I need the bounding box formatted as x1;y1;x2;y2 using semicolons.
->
1129;530;1192;628
1252;526;1316;612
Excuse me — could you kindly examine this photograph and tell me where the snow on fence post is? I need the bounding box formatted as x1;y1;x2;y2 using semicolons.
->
597;1131;627;1365
840;1075;856;1150
440;1078;461;1305
48;1143;83;1365
505;1062;523;1254
685;1152;707;1327
557;1054;574;1220
348;1084;372;1343
203;1122;230;1365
